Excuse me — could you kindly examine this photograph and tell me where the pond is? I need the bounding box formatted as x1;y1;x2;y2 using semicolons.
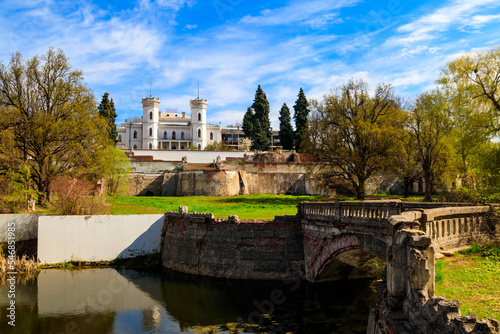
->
0;268;376;334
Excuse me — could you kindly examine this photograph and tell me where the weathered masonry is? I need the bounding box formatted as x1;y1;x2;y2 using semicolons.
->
161;201;499;334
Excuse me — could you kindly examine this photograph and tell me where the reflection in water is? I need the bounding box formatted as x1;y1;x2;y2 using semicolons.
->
0;268;376;334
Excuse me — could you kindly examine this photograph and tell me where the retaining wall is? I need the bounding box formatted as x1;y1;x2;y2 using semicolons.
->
0;214;41;242
38;215;164;263
161;209;304;280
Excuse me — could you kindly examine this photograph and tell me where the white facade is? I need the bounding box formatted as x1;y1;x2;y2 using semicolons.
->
116;97;222;151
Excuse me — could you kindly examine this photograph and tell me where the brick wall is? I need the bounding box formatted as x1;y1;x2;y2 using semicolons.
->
161;211;304;280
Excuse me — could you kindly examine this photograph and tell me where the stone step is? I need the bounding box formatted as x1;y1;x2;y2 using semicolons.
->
440;245;472;257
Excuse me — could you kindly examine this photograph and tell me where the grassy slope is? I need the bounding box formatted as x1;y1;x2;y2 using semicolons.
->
106;194;330;220
436;252;500;320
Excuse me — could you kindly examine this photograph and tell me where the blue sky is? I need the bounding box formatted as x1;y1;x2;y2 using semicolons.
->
1;0;500;128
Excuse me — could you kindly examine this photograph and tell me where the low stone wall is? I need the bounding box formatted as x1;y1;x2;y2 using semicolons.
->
161;208;304;280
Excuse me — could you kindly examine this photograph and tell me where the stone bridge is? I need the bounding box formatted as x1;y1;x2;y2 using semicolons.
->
161;201;499;333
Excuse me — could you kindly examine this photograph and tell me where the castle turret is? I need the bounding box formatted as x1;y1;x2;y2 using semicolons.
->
142;97;160;150
190;98;207;150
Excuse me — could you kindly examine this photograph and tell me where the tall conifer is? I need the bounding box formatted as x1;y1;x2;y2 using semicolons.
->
242;107;255;141
250;85;271;150
279;103;294;150
98;92;118;144
293;88;310;152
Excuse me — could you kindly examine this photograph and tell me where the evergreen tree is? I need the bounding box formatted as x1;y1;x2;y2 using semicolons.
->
293;87;310;152
98;92;118;144
242;107;255;140
251;85;271;150
279;103;294;150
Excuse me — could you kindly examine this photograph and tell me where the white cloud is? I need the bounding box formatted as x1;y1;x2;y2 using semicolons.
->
240;0;358;27
387;0;500;46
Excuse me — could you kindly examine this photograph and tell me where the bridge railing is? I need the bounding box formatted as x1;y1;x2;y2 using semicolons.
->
419;206;491;249
298;201;402;222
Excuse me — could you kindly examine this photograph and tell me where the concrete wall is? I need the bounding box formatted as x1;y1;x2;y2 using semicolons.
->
38;214;164;264
0;214;41;242
161;210;304;280
131;149;252;163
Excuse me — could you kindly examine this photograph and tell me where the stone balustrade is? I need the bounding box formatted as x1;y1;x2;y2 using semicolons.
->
298;201;401;222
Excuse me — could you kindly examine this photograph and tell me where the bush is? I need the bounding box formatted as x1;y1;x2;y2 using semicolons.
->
50;177;105;215
0;165;38;213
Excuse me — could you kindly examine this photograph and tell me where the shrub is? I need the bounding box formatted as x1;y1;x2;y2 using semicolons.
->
50;177;105;215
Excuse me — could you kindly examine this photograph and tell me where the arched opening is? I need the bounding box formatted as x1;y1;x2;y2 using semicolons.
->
198;144;201;150
181;145;184;150
148;143;152;150
163;131;167;139
149;128;152;136
305;233;387;282
197;129;201;138
198;113;201;121
315;249;384;282
133;130;137;139
172;131;176;139
149;111;153;120
133;144;137;149
181;131;185;139
210;132;213;140
172;145;177;150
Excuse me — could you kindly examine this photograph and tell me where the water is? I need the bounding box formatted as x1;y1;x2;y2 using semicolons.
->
0;268;376;334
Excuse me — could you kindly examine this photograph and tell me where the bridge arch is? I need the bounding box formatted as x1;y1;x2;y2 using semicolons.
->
304;232;388;282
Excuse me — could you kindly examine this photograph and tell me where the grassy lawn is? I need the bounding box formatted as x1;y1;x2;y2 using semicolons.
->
106;194;331;219
435;244;500;321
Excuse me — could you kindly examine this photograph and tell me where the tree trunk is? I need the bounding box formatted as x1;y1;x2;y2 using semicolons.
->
403;177;411;198
356;179;366;200
423;169;432;202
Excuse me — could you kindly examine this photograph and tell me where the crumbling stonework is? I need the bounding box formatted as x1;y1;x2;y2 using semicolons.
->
161;208;304;280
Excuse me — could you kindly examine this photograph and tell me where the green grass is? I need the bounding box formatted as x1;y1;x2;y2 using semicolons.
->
435;243;500;320
106;194;331;219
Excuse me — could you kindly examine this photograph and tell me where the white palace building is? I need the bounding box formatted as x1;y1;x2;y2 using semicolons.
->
116;95;281;151
116;96;224;151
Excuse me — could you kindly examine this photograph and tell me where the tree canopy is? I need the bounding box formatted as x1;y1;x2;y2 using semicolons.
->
308;79;404;199
0;49;114;204
407;91;453;202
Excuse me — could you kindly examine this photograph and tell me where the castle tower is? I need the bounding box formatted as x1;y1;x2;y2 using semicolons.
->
142;97;160;150
190;98;207;150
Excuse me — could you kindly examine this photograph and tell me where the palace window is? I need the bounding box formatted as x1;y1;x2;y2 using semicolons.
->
172;145;177;150
133;130;137;139
149;111;153;120
149;143;152;149
118;135;121;142
181;131;185;139
198;144;201;150
133;144;137;149
198;113;201;121
181;145;184;150
172;131;176;140
210;132;213;140
149;128;152;136
163;131;167;139
197;129;201;138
